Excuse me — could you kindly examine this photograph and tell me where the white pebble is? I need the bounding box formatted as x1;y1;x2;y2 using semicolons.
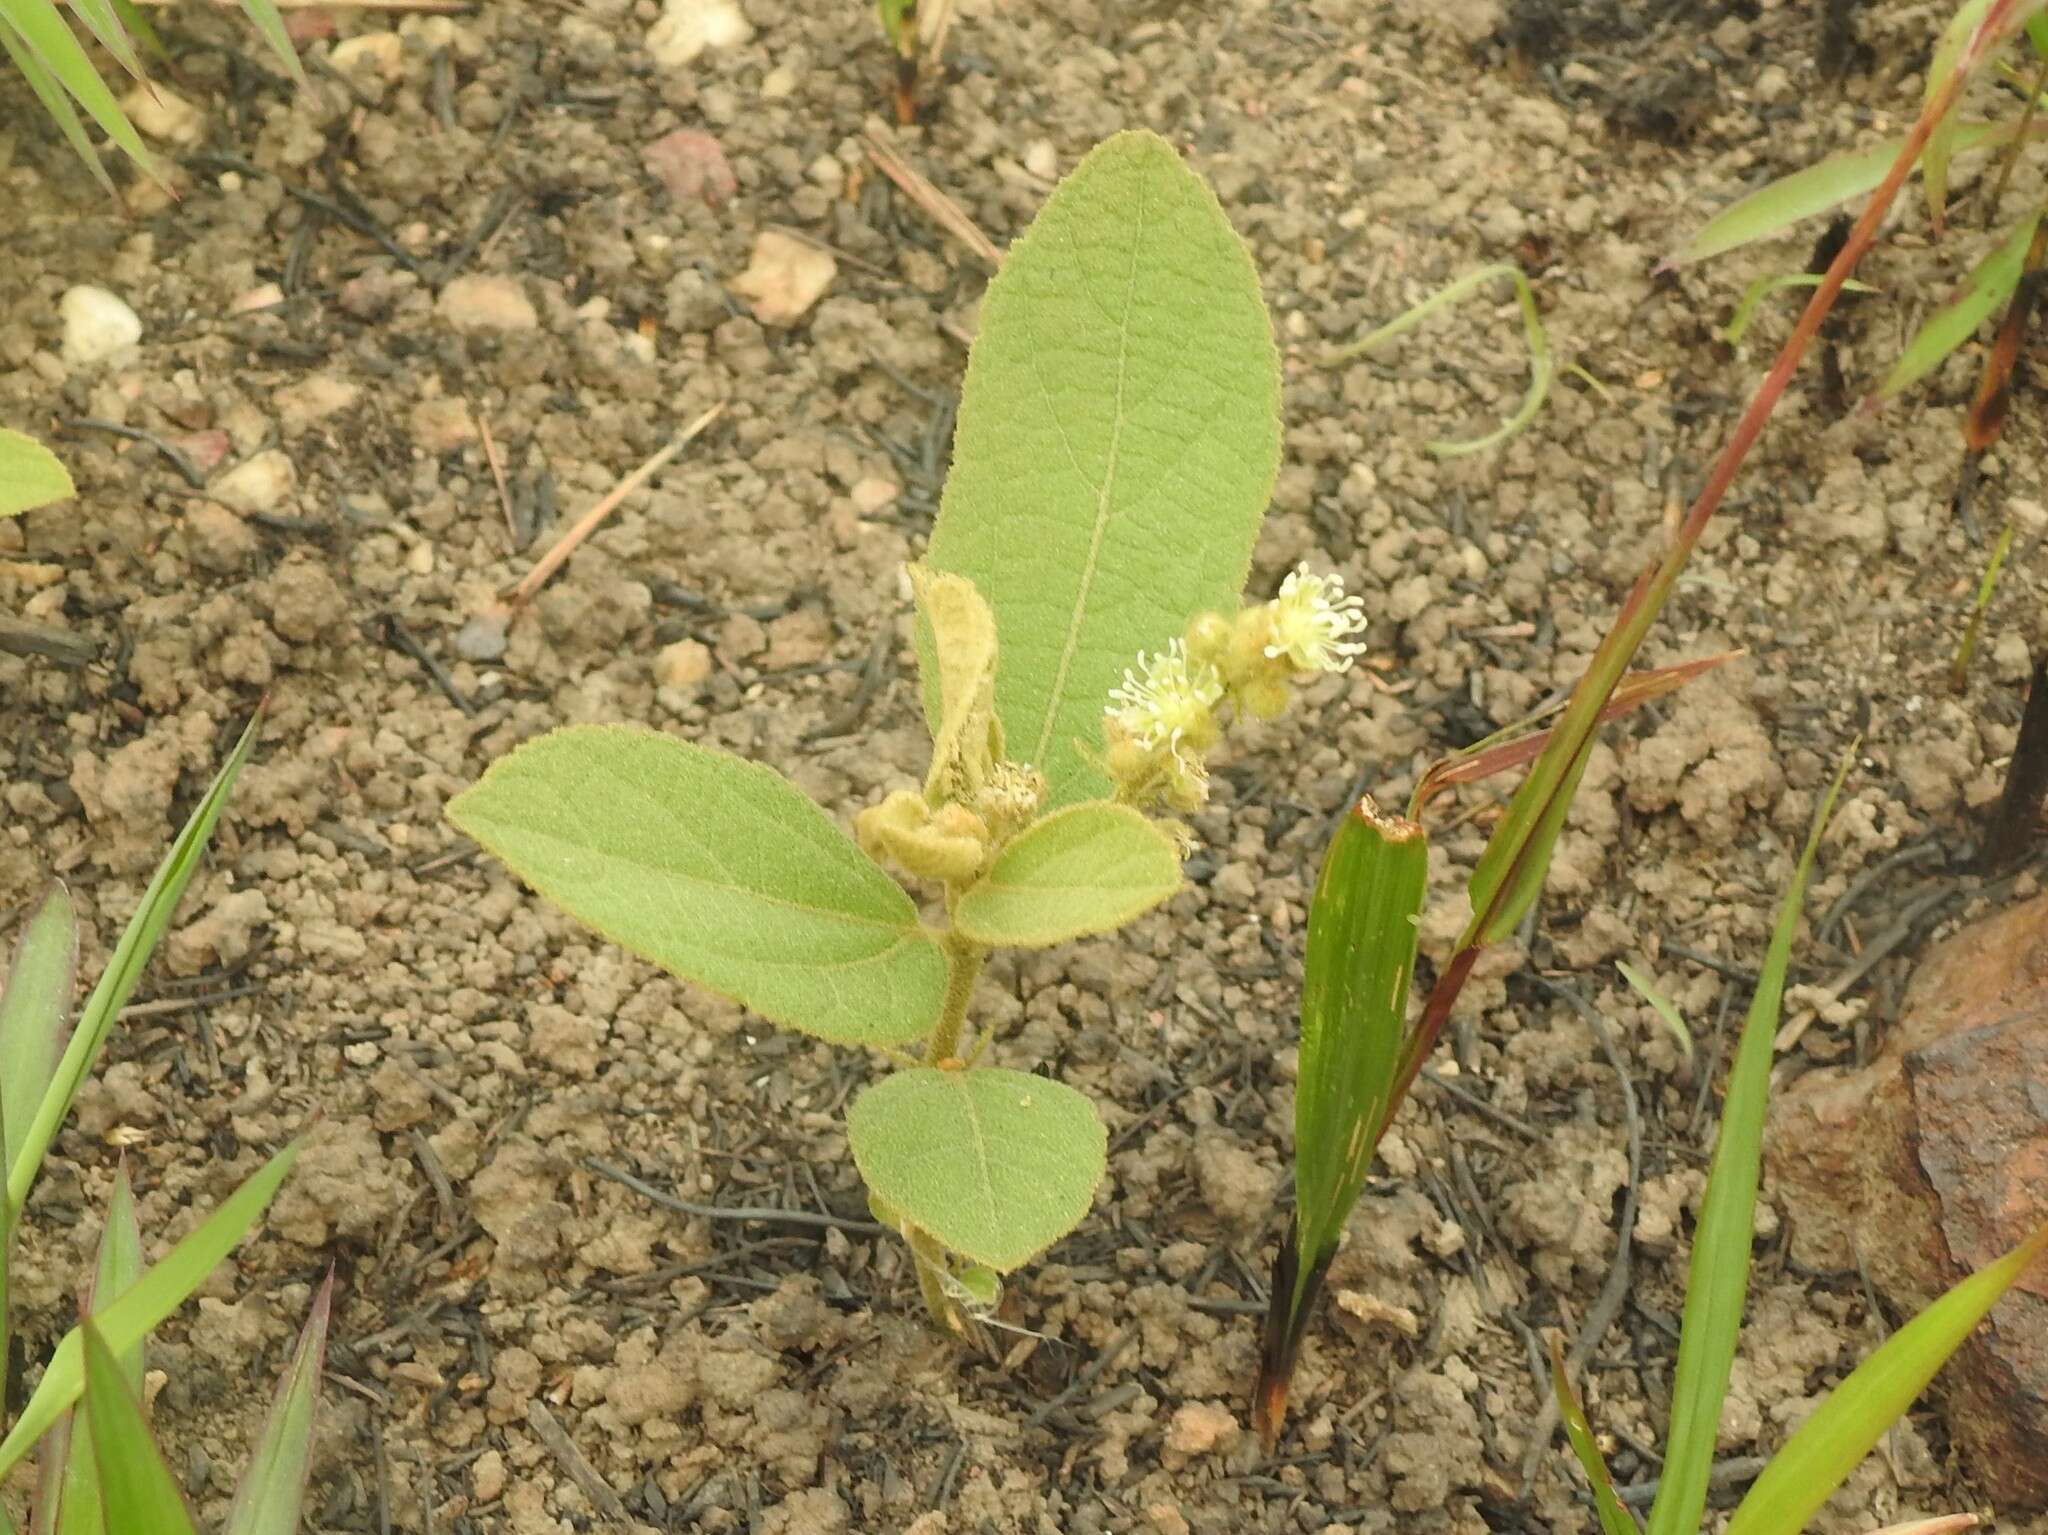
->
210;450;298;516
645;0;751;67
59;286;142;365
436;275;538;334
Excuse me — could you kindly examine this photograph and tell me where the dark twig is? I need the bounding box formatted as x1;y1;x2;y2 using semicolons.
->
1024;1323;1137;1430
1613;1454;1768;1508
376;615;475;715
583;1158;886;1234
1985;652;2048;870
61;417;205;487
526;1401;629;1524
0;619;98;668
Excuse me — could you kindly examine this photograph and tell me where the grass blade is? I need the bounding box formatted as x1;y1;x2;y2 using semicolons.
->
1724;1224;2048;1535
0;885;76;1179
233;0;305;83
0;1139;300;1479
1322;263;1553;457
222;1273;331;1535
61;0;144;83
46;1168;147;1535
1721;274;1878;346
1616;961;1693;1066
0;18;111;193
1665;122;2008;268
1869;208;2043;405
1550;1337;1640;1535
1926;0;1998;231
1645;749;1855;1535
6;713;261;1218
1255;796;1429;1448
0;0;158;180
80;1322;201;1535
106;0;165;62
1951;518;2016;687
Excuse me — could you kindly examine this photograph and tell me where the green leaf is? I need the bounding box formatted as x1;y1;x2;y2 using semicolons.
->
0;884;77;1178
62;0;144;84
80;1323;200;1535
1290;797;1430;1277
223;1274;331;1535
0;1140;300;1480
1667;122;2011;267
1552;1339;1640;1535
1616;960;1693;1066
1646;751;1855;1535
925;130;1282;807
0;19;109;192
0;428;76;518
1926;0;1996;229
848;1067;1105;1271
447;725;948;1047
7;714;260;1217
1724;1225;2048;1535
1872;208;2042;404
910;563;1001;799
952;803;1181;947
1719;274;1878;347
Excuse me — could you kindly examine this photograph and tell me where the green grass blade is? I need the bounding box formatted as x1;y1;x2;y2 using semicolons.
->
1926;0;1997;229
1551;1338;1640;1535
1725;1224;2048;1535
106;0;165;62
6;714;260;1217
1616;960;1693;1066
0;17;112;193
80;1323;201;1535
61;0;144;83
233;0;304;83
51;1168;147;1535
0;0;158;180
1646;749;1856;1535
0;1139;300;1479
0;884;76;1178
1323;263;1554;457
1951;518;2017;686
1870;208;2042;404
1721;275;1878;346
222;1273;331;1535
1666;123;2008;268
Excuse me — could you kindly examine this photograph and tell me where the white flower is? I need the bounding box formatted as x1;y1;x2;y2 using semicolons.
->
1264;563;1367;673
1107;639;1223;762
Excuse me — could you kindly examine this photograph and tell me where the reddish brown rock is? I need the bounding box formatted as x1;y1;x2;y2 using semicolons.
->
1767;891;2048;1510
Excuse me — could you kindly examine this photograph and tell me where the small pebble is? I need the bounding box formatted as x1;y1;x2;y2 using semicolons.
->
120;83;206;146
209;450;297;516
59;285;142;366
655;638;714;689
455;611;510;663
436;275;538;334
645;0;751;66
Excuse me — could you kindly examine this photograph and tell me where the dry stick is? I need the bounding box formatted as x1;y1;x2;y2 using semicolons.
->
862;123;1004;270
526;1402;629;1525
502;403;724;611
478;413;515;548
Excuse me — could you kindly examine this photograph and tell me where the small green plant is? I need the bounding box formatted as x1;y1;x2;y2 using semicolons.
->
0;430;73;520
1;0;301;191
1546;757;2048;1535
874;0;951;125
449;131;1344;1333
0;717;313;1526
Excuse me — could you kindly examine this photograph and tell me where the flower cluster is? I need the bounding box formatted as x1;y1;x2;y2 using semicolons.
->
1103;562;1369;810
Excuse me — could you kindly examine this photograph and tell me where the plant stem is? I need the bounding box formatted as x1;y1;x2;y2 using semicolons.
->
906;1223;967;1335
927;929;985;1063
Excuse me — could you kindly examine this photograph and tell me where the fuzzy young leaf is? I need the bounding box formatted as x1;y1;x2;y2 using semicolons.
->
910;564;1000;799
223;1275;331;1535
925;130;1282;807
80;1323;200;1535
848;1067;1105;1272
448;726;949;1047
1725;1223;2048;1535
1646;752;1853;1535
0;1140;300;1479
0;428;75;519
7;715;259;1218
952;803;1181;948
1871;208;2042;404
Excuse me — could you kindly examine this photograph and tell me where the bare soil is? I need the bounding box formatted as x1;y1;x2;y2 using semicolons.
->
2;1;2044;1532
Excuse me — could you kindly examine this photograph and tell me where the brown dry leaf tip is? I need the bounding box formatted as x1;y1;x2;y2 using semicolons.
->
1352;794;1424;842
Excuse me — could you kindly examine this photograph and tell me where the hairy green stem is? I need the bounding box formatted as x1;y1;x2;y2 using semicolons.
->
927;930;986;1063
906;1223;966;1335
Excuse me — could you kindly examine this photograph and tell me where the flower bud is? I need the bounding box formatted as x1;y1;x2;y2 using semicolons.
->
1239;674;1292;721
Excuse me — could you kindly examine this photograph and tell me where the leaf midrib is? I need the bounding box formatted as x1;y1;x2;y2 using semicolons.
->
1027;165;1149;772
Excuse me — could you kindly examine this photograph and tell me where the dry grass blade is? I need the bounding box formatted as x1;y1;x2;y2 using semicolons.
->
862;122;1003;270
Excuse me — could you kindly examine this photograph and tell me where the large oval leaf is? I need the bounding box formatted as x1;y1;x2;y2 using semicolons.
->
953;802;1181;948
925;130;1281;807
447;726;947;1047
849;1067;1105;1272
